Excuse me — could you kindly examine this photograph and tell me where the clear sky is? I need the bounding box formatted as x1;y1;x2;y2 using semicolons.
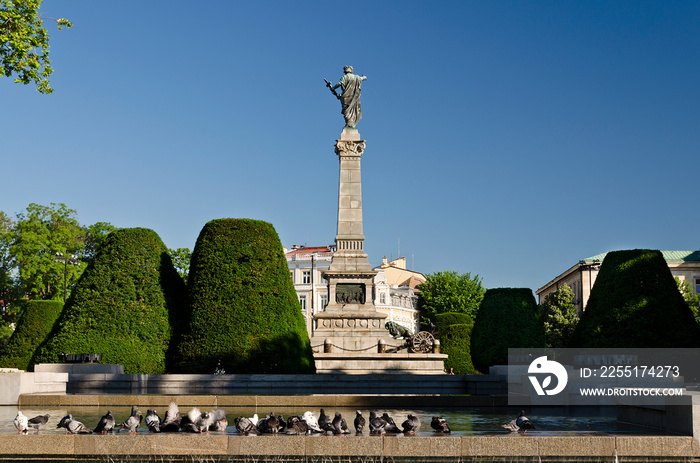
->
3;1;699;294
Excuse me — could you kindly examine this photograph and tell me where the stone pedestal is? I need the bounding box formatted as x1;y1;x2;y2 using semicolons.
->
311;129;393;352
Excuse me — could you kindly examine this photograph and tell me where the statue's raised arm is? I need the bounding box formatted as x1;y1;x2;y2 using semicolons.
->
325;66;367;129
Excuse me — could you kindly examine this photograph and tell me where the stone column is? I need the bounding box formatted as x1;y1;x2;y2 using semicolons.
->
312;128;391;352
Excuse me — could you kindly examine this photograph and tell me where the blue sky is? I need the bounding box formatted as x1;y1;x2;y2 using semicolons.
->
3;1;699;294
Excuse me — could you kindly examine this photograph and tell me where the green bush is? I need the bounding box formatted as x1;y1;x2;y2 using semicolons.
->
33;228;187;373
470;288;545;373
0;300;63;371
175;218;315;374
441;323;477;374
569;249;700;348
435;312;472;335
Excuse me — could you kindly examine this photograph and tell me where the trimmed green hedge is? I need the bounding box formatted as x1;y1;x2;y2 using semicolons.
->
441;323;477;374
470;288;545;373
175;219;315;374
569;249;700;348
0;300;63;371
435;312;471;335
33;228;187;374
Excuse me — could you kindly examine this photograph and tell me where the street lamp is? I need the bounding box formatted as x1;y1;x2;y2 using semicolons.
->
53;252;80;303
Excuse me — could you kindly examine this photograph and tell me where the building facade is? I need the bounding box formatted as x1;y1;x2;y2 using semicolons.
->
536;250;700;314
285;246;425;337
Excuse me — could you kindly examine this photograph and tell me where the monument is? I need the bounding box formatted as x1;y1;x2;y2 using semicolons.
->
312;67;447;373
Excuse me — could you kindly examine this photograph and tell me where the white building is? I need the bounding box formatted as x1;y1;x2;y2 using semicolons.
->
285;245;425;336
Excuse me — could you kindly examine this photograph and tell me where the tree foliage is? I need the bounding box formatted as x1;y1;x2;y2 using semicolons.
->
1;0;71;94
470;288;545;373
417;270;485;328
34;228;187;374
569;250;700;348
175;218;315;374
676;277;700;319
540;283;579;348
10;203;84;300
168;247;191;284
1;203;118;305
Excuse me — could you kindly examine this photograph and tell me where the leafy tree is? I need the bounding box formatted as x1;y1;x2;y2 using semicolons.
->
470;288;545;373
540;283;579;348
168;247;191;284
2;204;118;304
569;250;700;348
1;0;72;94
676;277;700;319
417;270;485;328
9;203;84;300
175;218;315;374
34;228;187;374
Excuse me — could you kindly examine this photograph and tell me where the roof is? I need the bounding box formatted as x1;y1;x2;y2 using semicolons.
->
582;250;700;263
285;245;335;256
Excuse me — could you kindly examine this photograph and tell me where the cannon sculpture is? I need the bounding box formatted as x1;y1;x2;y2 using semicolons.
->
384;321;436;353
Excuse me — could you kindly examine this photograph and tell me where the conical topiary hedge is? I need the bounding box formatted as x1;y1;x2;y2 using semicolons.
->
33;228;187;373
470;288;545;373
175;218;315;374
568;249;700;348
0;300;63;371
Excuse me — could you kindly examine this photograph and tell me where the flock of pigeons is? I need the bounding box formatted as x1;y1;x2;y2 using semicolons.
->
13;404;533;435
13;403;227;435
234;409;452;435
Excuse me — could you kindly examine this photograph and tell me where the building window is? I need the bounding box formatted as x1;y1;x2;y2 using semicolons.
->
290;271;294;282
299;295;307;311
302;270;311;284
380;292;386;304
320;294;328;310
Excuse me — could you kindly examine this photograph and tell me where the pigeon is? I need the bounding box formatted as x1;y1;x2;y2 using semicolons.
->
301;411;323;433
14;411;28;433
27;414;50;430
331;412;350;435
285;416;309;435
430;416;451;433
318;409;333;434
57;414;91;434
195;411;214;433
369;411;387;435
502;410;535;433
234;416;259;435
145;409;161;433
93;411;115;434
208;409;228;432
117;406;142;433
516;410;535;433
381;412;402;433
161;402;181;432
354;410;366;434
401;414;421;434
250;413;259;426
180;408;202;433
256;413;279;434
